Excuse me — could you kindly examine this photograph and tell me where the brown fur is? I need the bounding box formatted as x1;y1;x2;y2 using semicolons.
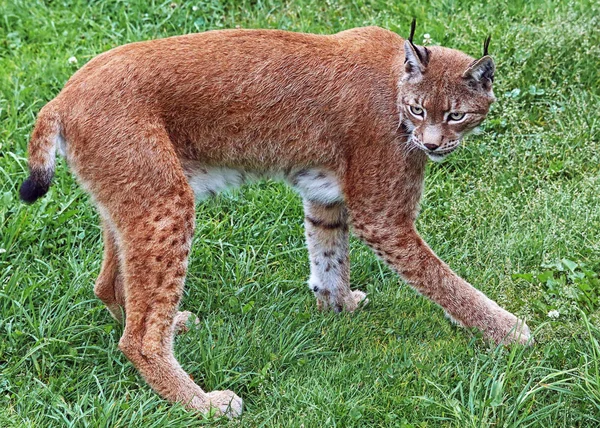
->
21;26;531;417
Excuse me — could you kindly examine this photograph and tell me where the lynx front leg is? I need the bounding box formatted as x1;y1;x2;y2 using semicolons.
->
303;200;367;312
344;147;531;345
359;223;531;345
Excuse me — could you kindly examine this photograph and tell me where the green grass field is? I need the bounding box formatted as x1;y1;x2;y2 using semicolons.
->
1;0;599;426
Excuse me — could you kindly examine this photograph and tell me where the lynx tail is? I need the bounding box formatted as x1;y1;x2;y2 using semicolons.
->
19;104;62;203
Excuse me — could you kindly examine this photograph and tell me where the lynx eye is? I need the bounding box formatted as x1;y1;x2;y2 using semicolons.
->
448;112;466;122
409;105;424;117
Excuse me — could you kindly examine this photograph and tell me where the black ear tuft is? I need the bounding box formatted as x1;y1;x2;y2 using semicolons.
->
408;18;416;44
483;35;491;57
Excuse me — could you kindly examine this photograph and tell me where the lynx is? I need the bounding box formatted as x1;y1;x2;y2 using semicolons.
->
20;22;531;417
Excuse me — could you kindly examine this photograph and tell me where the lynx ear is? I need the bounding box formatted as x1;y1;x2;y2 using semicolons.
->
403;18;430;80
463;55;495;91
404;40;430;79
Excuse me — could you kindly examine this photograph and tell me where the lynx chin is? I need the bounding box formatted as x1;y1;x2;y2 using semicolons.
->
20;22;531;418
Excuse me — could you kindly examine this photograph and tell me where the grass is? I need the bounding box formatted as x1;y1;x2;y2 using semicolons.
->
1;0;599;426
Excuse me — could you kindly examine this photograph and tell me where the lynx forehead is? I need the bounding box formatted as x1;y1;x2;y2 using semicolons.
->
20;25;530;418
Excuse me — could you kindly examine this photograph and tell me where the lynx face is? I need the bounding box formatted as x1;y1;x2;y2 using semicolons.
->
399;42;496;161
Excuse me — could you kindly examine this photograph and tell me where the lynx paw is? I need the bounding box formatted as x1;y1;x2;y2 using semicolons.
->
317;289;368;313
501;318;532;346
349;290;369;311
174;310;199;334
485;308;533;346
206;390;243;418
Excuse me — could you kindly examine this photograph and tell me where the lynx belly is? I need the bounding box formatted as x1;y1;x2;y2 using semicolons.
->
183;165;343;206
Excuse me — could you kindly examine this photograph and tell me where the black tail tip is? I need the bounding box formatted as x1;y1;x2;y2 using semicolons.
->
19;171;51;204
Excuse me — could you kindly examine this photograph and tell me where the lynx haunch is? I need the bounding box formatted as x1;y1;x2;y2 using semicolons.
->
20;24;531;417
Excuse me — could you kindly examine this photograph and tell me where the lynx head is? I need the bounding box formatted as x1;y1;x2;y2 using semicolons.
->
398;23;495;162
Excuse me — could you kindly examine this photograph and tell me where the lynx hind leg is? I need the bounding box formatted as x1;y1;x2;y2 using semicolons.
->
106;181;240;417
94;218;197;334
303;200;367;312
80;123;241;416
94;219;126;322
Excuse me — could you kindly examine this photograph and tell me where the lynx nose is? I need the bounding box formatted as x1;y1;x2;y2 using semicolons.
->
424;143;439;151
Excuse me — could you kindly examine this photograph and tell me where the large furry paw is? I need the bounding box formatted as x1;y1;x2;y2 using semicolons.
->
484;306;533;346
350;289;369;310
173;310;199;334
500;318;532;346
317;289;368;313
206;390;243;418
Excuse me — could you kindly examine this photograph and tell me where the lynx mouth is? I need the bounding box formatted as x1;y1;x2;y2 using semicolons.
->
409;136;457;162
425;147;457;162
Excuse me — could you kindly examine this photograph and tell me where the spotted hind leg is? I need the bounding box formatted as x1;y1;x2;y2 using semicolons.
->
94;217;198;333
99;177;240;416
303;200;367;312
94;218;126;322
